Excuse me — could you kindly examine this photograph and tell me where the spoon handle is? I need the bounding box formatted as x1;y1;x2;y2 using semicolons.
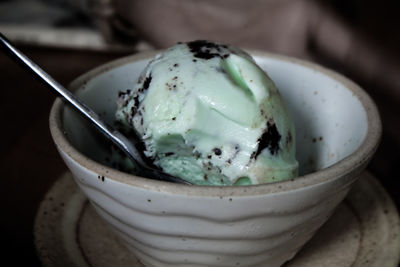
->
0;33;144;165
0;33;189;184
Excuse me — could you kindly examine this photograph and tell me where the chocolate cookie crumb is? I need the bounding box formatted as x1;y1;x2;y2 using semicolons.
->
187;40;229;60
213;148;222;156
255;121;281;157
143;73;152;90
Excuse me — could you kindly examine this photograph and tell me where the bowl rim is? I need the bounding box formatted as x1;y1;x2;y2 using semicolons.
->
49;50;382;196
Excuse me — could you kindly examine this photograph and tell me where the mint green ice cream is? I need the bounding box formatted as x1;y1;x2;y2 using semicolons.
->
116;41;298;185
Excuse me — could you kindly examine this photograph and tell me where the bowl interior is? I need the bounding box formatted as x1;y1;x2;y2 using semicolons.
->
62;53;368;176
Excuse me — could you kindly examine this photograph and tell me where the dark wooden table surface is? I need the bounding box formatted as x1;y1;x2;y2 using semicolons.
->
0;45;398;266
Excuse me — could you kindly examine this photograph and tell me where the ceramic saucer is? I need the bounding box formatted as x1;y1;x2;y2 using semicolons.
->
34;172;400;267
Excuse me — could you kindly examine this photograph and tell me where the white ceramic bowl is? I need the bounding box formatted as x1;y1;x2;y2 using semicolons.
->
49;51;381;267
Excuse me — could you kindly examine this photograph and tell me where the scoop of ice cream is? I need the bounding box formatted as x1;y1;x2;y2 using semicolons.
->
116;40;298;185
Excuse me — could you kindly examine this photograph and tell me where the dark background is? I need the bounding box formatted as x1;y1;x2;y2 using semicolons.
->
0;0;399;266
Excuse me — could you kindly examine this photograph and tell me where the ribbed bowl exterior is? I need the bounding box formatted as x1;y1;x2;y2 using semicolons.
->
60;149;359;267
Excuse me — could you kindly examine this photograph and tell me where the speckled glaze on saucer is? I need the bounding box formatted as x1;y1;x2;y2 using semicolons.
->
49;51;381;266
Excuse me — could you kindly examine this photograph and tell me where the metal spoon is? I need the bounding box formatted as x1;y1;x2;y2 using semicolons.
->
0;32;190;184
